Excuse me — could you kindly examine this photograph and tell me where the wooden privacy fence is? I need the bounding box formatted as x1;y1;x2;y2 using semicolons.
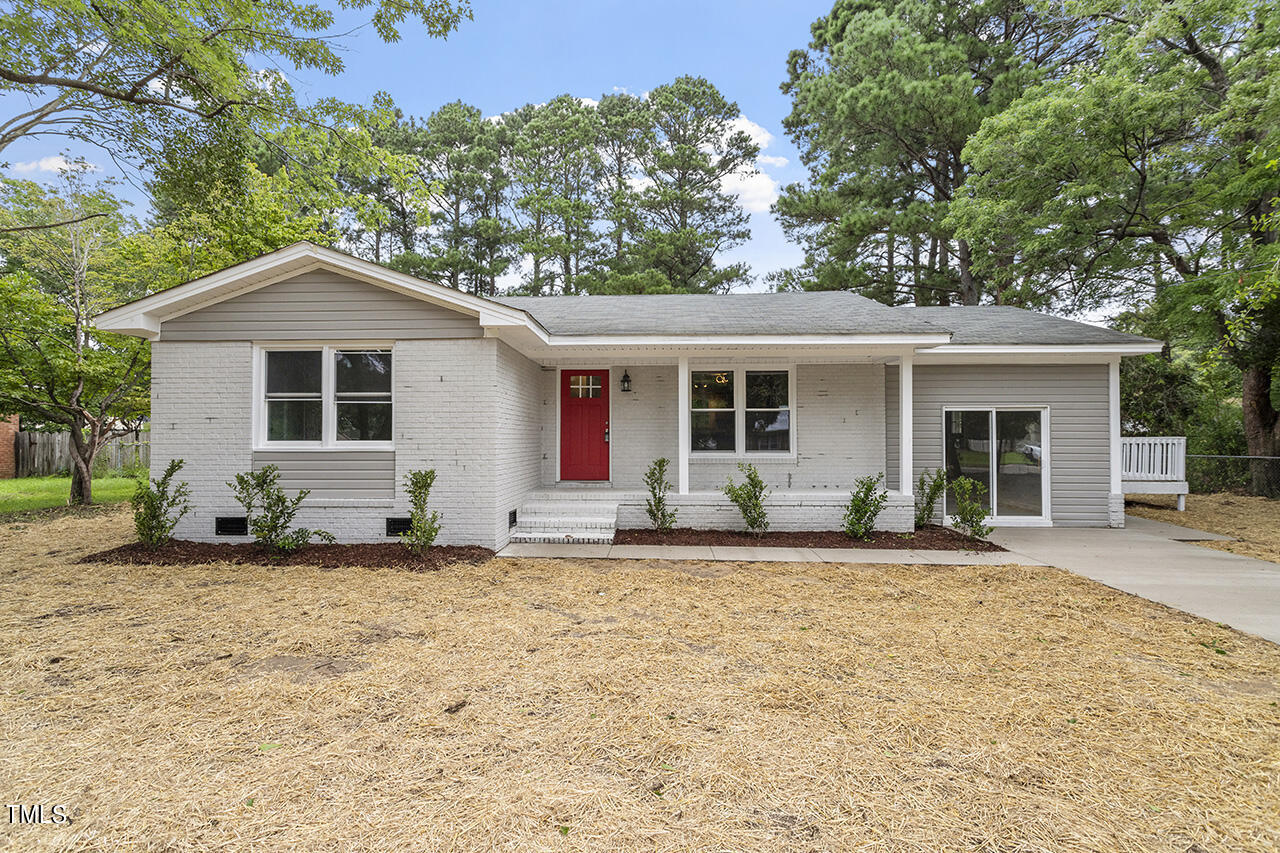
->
15;431;150;478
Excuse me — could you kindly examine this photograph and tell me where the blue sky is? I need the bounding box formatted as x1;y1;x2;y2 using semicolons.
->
5;0;836;288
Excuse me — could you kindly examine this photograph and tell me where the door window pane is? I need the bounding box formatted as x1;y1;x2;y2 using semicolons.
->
945;410;992;514
568;374;602;398
267;399;322;442
995;410;1043;517
691;371;734;409
691;411;735;452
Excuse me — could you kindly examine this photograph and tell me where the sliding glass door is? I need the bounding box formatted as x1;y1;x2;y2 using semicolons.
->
944;408;1048;523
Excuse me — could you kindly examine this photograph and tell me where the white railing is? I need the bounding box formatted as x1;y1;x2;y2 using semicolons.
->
1121;436;1186;482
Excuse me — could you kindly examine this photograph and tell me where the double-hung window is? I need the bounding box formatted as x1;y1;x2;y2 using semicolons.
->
690;368;793;456
261;346;393;447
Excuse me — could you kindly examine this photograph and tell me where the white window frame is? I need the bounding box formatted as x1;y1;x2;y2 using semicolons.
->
689;365;797;460
941;405;1051;527
253;342;395;451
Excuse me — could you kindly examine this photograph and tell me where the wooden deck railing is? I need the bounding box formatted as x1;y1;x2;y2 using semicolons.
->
1121;436;1186;482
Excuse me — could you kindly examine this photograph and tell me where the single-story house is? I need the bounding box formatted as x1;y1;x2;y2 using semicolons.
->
95;242;1163;549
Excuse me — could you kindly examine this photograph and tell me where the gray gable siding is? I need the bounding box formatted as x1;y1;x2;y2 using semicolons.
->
159;269;482;341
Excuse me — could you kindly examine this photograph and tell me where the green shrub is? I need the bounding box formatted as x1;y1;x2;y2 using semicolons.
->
723;463;769;534
643;457;678;530
843;472;887;540
949;476;994;539
131;458;191;547
400;469;442;555
228;465;334;552
914;468;947;528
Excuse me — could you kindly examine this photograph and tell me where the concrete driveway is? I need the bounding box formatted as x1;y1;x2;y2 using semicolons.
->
992;517;1280;644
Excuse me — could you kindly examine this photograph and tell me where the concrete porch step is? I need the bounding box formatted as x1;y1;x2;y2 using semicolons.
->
511;490;623;545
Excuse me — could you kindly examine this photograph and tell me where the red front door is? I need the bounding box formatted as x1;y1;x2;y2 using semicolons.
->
560;369;609;481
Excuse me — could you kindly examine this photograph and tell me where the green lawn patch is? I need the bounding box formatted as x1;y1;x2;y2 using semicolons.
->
0;476;135;514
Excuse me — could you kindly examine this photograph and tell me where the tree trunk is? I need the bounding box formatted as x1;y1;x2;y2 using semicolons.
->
1241;363;1280;497
66;421;97;505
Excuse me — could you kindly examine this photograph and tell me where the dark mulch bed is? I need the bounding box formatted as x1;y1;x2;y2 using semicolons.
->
613;525;1004;551
79;540;495;571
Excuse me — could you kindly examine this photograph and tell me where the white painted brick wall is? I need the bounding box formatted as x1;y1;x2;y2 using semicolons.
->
616;492;913;533
152;341;254;541
152;338;507;547
688;363;887;491
494;342;544;547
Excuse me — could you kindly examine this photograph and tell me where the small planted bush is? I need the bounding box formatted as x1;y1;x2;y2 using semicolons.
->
949;476;994;539
643;457;677;530
229;464;334;552
723;462;769;534
914;468;947;528
131;458;191;547
843;472;887;540
400;468;442;556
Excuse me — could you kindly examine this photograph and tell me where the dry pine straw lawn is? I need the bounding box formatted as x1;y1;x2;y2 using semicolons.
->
1;510;1279;853
1126;492;1280;564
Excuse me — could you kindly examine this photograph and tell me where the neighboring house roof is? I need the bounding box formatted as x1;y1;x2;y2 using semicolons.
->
902;306;1159;347
493;292;944;336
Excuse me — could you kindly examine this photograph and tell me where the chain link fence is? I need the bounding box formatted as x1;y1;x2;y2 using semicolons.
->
1188;455;1280;496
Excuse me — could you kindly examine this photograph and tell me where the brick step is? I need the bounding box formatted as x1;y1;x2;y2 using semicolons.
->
509;529;615;545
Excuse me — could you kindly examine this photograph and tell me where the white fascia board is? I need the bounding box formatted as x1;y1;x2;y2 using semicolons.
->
917;342;1163;360
539;333;953;347
92;242;549;341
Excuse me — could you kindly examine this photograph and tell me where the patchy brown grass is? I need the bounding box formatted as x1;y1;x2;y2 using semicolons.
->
1127;492;1280;563
2;507;1279;852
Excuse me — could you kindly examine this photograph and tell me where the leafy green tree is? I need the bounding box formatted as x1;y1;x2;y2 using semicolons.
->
413;102;515;295
0;0;471;228
506;96;603;295
949;0;1280;492
595;92;652;266
621;77;758;293
776;0;1091;304
0;173;149;504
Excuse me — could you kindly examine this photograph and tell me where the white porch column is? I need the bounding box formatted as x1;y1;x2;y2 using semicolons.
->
1109;358;1121;495
677;355;690;494
899;353;913;495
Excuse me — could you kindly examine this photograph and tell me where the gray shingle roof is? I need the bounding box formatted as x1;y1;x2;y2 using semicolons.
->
899;306;1158;346
493;291;946;336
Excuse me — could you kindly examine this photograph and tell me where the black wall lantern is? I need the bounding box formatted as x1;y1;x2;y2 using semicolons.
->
620;370;632;392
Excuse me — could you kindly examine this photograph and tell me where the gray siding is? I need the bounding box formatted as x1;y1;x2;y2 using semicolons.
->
251;450;395;500
159;269;481;341
910;363;1111;525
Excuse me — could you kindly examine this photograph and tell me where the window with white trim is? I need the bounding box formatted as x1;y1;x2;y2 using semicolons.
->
690;368;793;456
261;346;393;446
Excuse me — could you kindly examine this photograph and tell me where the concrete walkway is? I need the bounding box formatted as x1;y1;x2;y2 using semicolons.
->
990;517;1280;644
497;541;1042;566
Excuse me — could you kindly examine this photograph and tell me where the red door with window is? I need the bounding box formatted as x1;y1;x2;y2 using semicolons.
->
561;370;609;480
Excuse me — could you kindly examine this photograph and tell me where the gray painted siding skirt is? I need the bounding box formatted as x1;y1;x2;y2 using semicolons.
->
252;450;396;500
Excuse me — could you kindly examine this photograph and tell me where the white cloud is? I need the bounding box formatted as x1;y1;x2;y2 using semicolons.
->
727;116;774;150
723;168;780;214
11;155;98;175
758;154;789;168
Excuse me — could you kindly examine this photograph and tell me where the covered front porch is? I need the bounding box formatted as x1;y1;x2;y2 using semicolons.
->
509;346;924;543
